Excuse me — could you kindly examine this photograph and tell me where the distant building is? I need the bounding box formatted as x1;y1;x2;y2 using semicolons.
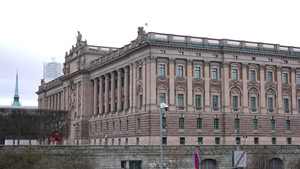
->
37;28;300;146
11;70;21;106
43;58;62;83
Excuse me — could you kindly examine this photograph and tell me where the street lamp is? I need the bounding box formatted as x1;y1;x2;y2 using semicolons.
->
160;103;168;169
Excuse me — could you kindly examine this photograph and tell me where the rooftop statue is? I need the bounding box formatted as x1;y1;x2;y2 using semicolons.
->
76;31;82;44
137;27;146;45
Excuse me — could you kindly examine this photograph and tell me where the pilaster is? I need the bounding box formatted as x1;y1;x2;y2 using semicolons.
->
117;69;122;111
124;67;129;110
291;68;297;114
222;62;230;112
149;57;157;110
99;76;104;114
187;59;193;111
277;66;283;114
111;72;115;112
242;63;249;113
204;61;211;112
105;74;109;113
169;58;175;111
260;65;266;114
93;78;98;116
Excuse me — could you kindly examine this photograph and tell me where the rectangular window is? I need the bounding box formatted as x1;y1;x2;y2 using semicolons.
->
138;67;142;79
233;96;238;109
232;69;238;80
180;137;185;145
113;121;115;132
283;60;288;64
126;120;129;131
213;54;218;58
283;73;288;84
162;117;167;129
253;119;258;130
233;55;238;59
160;50;166;54
254;137;259;145
298;99;300;111
159;64;165;77
272;138;276;145
268;98;273;110
177;65;183;77
178;94;184;107
271;119;275;130
212;68;218;80
284;99;289;111
251;97;256;110
178;51;184;55
287;138;292;144
194;67;201;79
268;72;273;83
160;93;166;104
235;118;240;130
195;95;201;108
136;138;139;145
163;137;167;145
179;117;184;129
297;74;300;84
119;121;122;131
268;58;273;62
196;53;201;57
213;95;218;108
286;120;290;131
236;137;241;145
137;118;140;130
251;57;256;61
139;95;143;108
250;70;255;82
215;137;220;144
197;118;202;129
214;118;219;130
198;137;203;144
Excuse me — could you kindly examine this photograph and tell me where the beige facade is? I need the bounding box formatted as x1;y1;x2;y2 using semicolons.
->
37;28;300;146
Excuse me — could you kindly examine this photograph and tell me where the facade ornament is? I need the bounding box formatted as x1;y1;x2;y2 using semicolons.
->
76;31;82;45
68;79;77;108
204;60;210;66
242;63;248;68
137;27;147;45
168;58;175;64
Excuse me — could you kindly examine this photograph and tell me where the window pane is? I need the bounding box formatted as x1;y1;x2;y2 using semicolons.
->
298;74;300;84
162;117;166;129
250;70;255;82
283;73;288;84
268;72;273;83
178;94;184;107
139;95;143;108
197;118;202;129
198;137;203;144
195;95;201;108
268;98;273;110
214;118;219;130
179;118;184;129
251;97;256;109
284;99;289;111
215;137;220;144
160;93;166;104
253;119;258;130
195;67;200;78
286;120;290;130
271;119;275;130
232;69;238;80
177;66;183;77
213;95;218;108
159;64;165;76
235;119;240;130
233;96;238;109
212;68;217;80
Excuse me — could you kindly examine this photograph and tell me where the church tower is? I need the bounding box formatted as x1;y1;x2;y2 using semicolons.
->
11;69;21;106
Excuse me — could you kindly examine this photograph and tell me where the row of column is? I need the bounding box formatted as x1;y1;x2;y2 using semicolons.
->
47;91;64;110
92;67;130;115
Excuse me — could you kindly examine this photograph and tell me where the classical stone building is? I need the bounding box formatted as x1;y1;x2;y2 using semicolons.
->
37;28;300;146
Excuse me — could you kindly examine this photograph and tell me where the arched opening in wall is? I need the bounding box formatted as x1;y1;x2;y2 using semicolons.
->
201;159;217;169
269;158;284;169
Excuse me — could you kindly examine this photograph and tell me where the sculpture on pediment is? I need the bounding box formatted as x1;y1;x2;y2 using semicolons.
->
76;31;82;44
137;27;146;45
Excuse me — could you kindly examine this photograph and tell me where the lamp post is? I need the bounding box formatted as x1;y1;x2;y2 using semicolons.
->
160;103;168;169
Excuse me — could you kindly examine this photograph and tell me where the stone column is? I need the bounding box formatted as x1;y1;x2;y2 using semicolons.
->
99;76;104;114
260;65;266;113
187;60;193;111
132;63;137;112
124;67;129;110
277;66;283;114
149;57;157;110
291;68;297;114
105;74;109;113
222;62;230;112
204;61;211;112
111;72;116;112
62;89;65;110
242;63;249;113
58;92;61;110
48;96;51;110
129;65;133;113
142;60;146;111
117;69;122;111
169;58;175;111
93;78;98;116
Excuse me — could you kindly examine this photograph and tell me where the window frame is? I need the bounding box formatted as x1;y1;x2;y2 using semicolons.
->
177;65;183;77
158;64;165;77
212;68;218;80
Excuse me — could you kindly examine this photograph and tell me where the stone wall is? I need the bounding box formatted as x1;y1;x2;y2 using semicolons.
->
1;145;300;169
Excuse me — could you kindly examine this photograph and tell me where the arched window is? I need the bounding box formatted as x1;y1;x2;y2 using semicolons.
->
269;158;284;169
201;159;217;169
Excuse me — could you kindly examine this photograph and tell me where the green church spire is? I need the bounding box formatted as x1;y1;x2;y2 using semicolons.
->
11;69;21;106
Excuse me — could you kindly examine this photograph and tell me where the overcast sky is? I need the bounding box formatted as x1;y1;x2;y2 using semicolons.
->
0;0;300;106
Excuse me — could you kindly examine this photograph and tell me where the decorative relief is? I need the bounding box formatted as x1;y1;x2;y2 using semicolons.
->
136;27;147;45
175;77;186;84
210;79;221;86
247;82;260;90
297;84;300;90
282;84;291;90
68;79;77;108
193;78;204;85
229;80;242;89
156;76;168;83
265;83;277;91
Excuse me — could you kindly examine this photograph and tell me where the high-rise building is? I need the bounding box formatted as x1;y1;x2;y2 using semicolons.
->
43;58;62;83
37;28;300;146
